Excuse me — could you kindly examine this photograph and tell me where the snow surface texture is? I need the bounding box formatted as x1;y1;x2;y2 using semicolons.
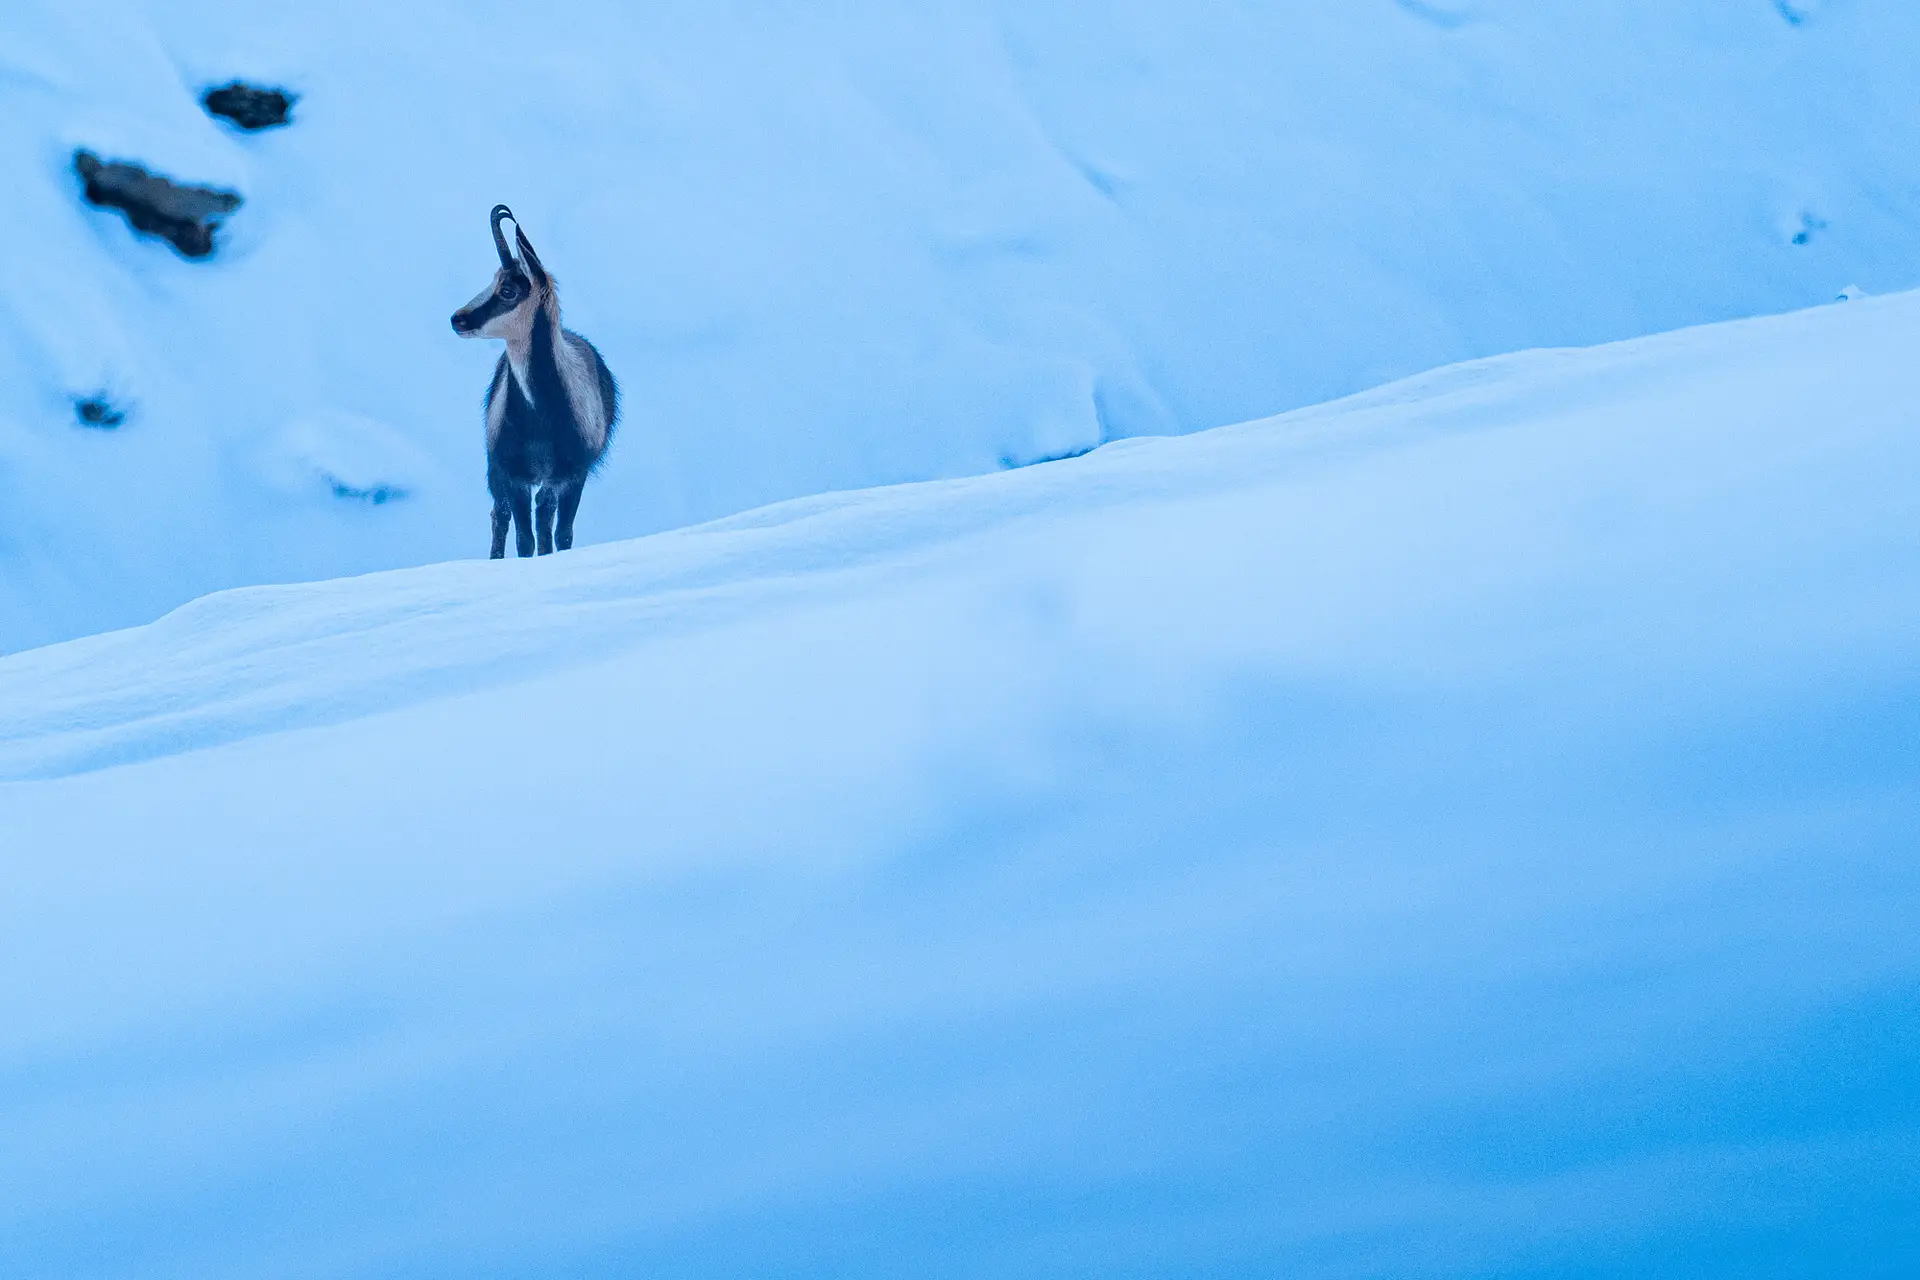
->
5;0;1920;652
3;294;1918;1276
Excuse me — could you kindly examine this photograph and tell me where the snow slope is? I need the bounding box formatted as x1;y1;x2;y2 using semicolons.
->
3;294;1918;1277
6;0;1920;651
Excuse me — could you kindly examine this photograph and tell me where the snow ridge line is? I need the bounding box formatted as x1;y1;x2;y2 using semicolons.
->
0;297;1905;781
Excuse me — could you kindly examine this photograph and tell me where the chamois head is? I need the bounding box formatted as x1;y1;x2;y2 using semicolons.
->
450;204;551;339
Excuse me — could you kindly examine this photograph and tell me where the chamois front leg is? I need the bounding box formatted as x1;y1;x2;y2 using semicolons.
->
487;462;515;560
509;486;536;558
535;486;557;555
490;503;512;559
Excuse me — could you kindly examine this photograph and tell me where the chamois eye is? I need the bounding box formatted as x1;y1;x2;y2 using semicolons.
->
498;280;524;303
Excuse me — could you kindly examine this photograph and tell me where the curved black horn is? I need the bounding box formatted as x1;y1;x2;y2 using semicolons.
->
490;204;516;268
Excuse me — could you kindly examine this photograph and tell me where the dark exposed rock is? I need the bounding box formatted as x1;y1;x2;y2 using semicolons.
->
74;151;243;258
328;479;408;504
73;394;128;429
1789;211;1828;247
202;82;297;131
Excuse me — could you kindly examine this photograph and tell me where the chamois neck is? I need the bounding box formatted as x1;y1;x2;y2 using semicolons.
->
503;293;563;393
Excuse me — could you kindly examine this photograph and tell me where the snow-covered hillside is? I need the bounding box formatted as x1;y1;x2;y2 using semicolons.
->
5;1;1920;651
4;294;1917;1277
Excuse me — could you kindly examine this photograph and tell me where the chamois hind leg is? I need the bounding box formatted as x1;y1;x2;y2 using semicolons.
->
535;485;558;555
553;476;586;552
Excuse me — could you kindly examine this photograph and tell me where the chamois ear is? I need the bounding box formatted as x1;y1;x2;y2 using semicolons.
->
515;226;548;289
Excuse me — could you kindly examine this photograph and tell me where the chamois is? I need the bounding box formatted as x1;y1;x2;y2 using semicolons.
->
451;205;618;558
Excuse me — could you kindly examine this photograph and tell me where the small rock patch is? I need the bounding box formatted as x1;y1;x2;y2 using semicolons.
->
202;82;297;131
329;480;408;504
73;394;128;429
74;151;243;258
1789;211;1828;246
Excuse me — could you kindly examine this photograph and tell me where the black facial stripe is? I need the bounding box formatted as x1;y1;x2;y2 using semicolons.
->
453;270;536;331
458;289;518;328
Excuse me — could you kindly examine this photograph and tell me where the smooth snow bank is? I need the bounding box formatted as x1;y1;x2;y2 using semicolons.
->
3;296;1919;1276
6;0;1920;651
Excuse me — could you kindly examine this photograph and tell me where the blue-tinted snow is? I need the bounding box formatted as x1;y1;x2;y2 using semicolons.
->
5;1;1920;650
2;294;1917;1276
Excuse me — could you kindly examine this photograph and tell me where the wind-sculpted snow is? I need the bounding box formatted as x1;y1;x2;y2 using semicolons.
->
5;0;1920;651
2;299;1918;1276
0;349;1545;781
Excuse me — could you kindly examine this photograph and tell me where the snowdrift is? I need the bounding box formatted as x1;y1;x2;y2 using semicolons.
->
5;0;1920;651
3;295;1917;1276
